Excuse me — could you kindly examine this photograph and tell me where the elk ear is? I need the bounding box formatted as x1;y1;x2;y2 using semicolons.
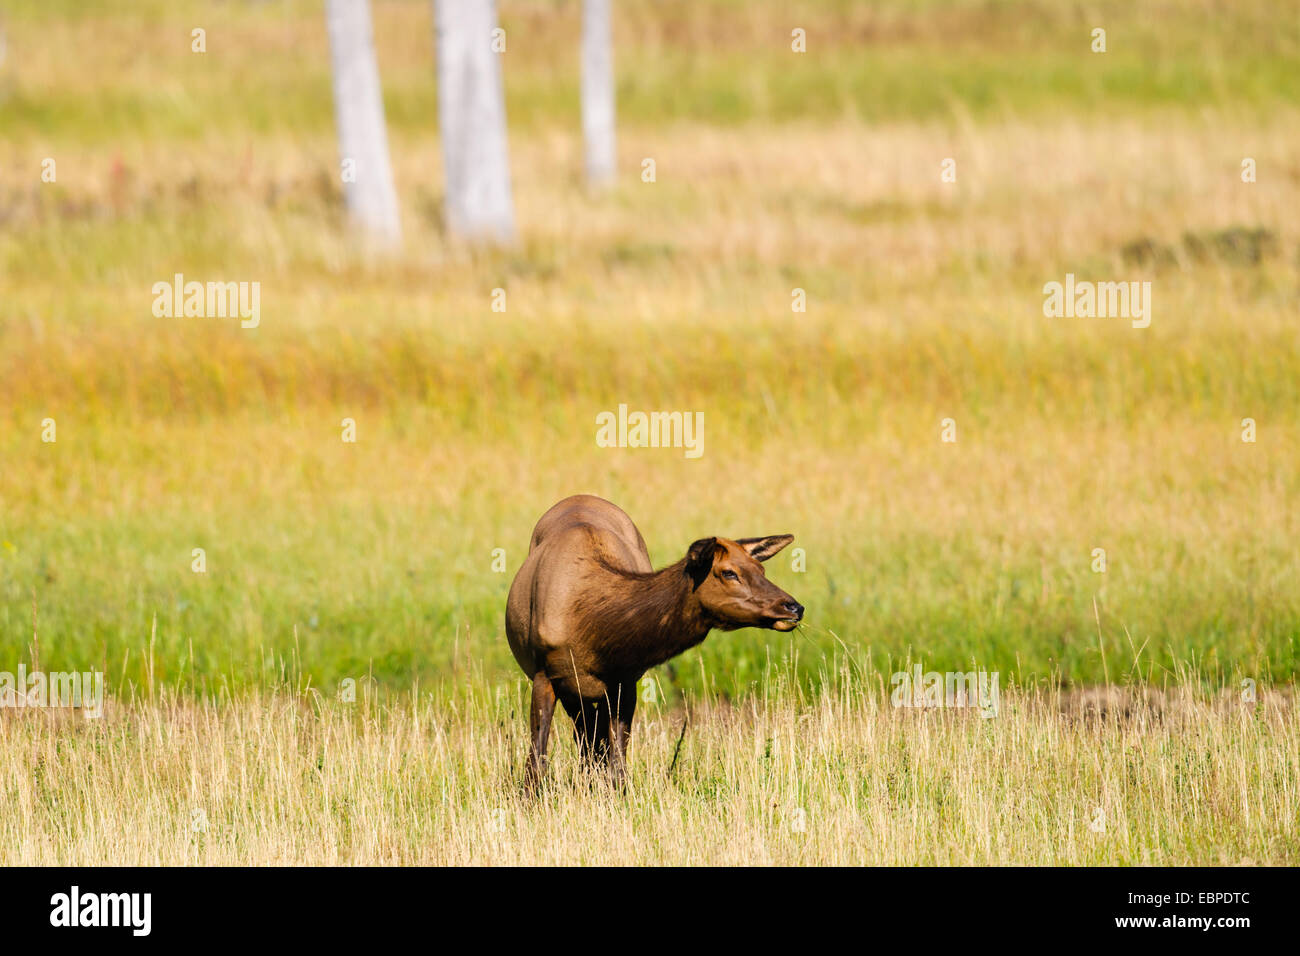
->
684;537;718;588
736;534;794;563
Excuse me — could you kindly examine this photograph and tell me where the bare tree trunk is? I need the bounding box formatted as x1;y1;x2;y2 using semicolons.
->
581;0;616;187
433;0;515;242
326;0;402;246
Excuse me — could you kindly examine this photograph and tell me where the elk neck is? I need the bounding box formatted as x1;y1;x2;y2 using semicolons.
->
583;557;715;672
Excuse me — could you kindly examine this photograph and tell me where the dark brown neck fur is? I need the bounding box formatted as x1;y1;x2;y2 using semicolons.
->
577;558;716;678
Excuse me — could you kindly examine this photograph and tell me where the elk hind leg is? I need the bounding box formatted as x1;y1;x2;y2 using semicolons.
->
523;671;557;791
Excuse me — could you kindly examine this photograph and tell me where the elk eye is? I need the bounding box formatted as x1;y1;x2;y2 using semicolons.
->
720;569;739;582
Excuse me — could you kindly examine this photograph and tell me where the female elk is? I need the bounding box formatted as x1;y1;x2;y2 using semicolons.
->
506;494;804;787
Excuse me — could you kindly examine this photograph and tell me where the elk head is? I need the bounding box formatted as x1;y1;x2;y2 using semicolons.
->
684;534;804;631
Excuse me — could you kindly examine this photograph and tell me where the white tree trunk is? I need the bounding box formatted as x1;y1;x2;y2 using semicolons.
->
326;0;402;246
434;0;515;242
581;0;616;187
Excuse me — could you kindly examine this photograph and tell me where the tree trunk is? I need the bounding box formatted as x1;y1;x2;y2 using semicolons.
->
433;0;515;242
581;0;616;187
325;0;402;246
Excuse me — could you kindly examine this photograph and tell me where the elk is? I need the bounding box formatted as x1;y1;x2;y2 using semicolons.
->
506;494;804;787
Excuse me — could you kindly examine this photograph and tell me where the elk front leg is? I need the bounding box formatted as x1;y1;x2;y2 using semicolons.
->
572;698;611;769
607;681;638;788
524;671;557;791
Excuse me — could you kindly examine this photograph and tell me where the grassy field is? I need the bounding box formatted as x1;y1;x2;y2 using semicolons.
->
3;675;1296;865
1;0;1298;864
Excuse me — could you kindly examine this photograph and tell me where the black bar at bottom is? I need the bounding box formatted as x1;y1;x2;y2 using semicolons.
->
0;865;1278;942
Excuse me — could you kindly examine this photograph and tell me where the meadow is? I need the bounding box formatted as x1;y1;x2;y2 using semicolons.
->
3;676;1296;865
0;0;1298;864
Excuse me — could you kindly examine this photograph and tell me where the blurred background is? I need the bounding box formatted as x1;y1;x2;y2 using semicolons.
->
1;0;1297;700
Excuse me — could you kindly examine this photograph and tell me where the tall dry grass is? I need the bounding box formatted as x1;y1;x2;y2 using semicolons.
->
2;673;1294;865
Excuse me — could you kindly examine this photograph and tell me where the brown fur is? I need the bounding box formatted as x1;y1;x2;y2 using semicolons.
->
506;494;803;787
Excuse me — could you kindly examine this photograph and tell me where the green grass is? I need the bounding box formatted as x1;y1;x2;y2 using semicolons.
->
4;0;1299;144
2;0;1299;704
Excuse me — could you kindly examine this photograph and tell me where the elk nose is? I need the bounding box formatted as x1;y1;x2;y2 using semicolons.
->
781;600;804;620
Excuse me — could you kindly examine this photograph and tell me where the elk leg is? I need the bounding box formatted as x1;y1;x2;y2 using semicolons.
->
607;682;638;788
572;698;610;769
523;671;557;791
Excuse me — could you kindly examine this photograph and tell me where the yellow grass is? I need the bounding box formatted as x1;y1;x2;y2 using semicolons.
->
2;679;1294;865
